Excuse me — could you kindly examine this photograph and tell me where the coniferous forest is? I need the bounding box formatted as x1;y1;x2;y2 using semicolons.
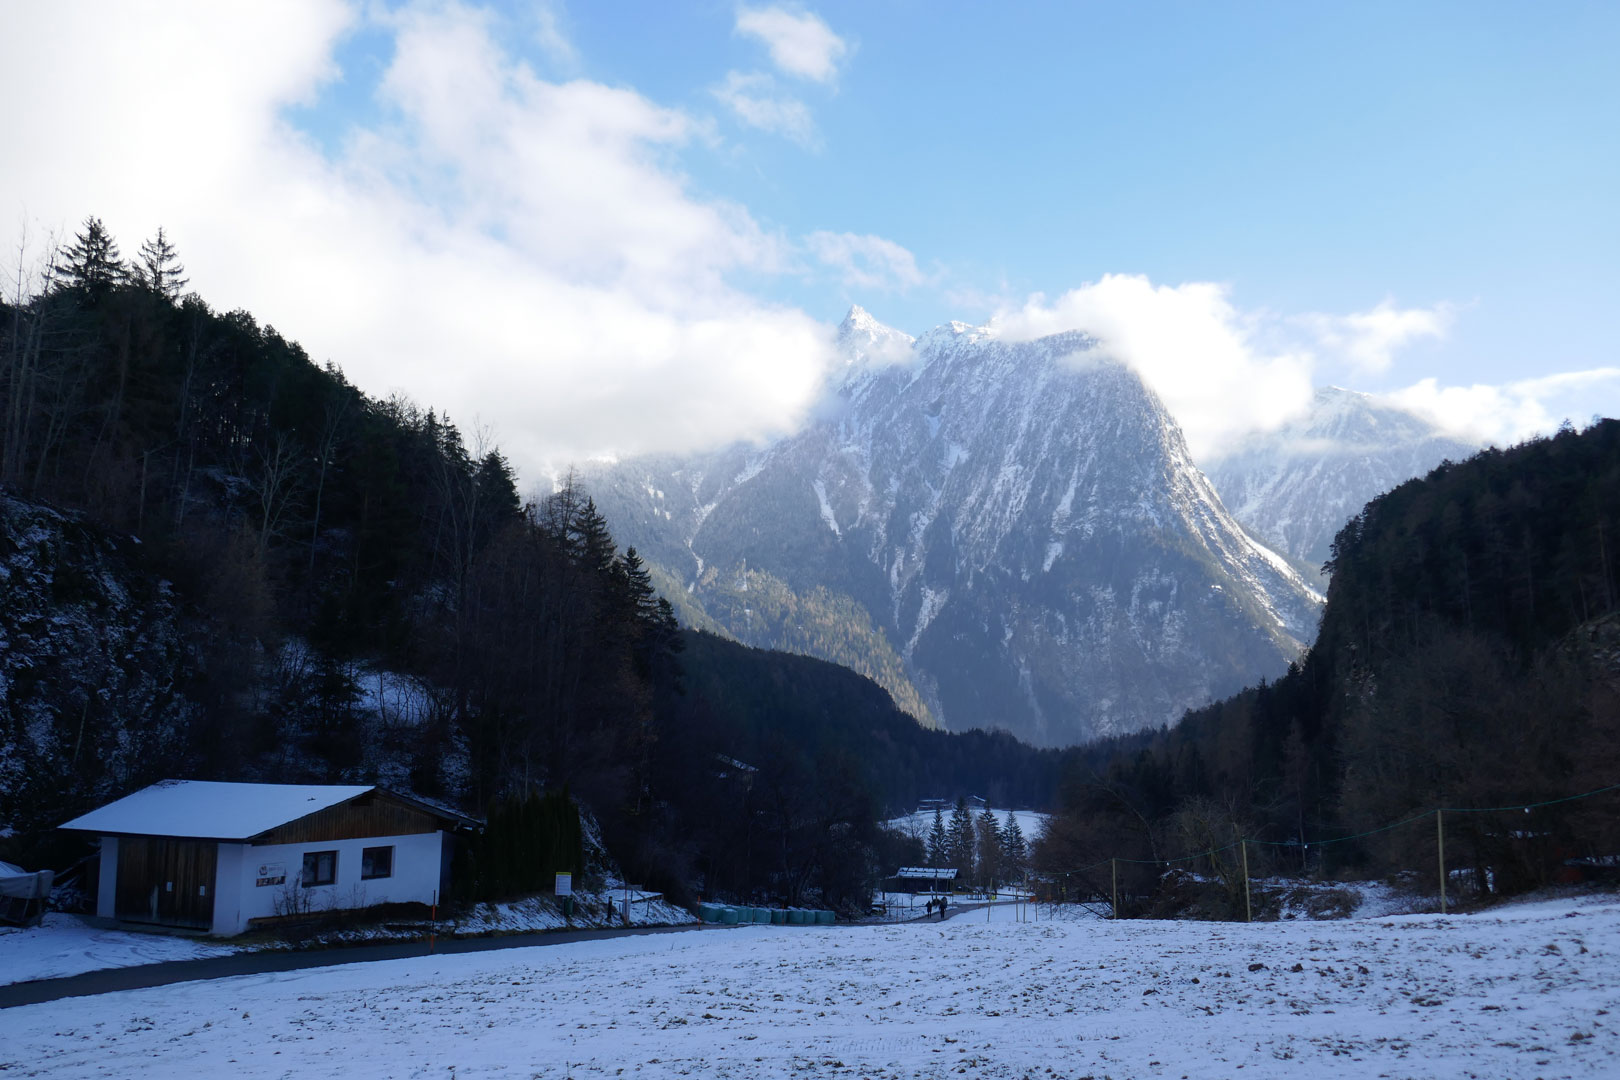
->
1038;419;1620;911
0;218;1054;908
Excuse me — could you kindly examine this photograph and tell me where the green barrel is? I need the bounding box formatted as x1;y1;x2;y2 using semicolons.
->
698;903;717;922
816;909;835;925
787;908;807;925
753;907;771;924
720;906;739;925
770;908;787;924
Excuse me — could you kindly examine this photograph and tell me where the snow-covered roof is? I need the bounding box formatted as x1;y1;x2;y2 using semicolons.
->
60;781;378;841
895;867;958;879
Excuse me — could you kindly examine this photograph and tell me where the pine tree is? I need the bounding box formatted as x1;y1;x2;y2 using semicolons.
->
976;807;1002;889
135;227;188;298
56;216;125;295
927;806;947;868
1000;811;1028;877
946;797;975;881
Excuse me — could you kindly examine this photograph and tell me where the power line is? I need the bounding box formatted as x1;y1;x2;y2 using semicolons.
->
1049;778;1620;877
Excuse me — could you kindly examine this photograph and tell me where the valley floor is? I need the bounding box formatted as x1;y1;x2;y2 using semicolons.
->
2;892;1617;1078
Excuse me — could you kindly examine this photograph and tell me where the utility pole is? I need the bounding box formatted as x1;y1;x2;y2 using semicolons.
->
1437;810;1447;915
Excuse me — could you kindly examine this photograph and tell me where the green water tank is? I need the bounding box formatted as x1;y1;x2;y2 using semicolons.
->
753;907;771;924
770;908;787;924
816;909;835;925
787;908;806;925
721;907;739;925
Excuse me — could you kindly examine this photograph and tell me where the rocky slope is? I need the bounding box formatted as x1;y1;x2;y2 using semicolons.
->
0;493;198;842
583;308;1322;747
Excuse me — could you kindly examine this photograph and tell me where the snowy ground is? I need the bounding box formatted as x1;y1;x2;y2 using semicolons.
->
0;886;693;988
453;885;696;937
4;891;1618;1078
0;913;242;985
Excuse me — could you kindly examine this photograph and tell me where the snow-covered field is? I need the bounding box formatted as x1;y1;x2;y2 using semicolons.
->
887;808;1048;843
4;891;1618;1078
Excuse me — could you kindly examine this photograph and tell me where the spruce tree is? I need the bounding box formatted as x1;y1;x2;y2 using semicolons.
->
976;807;1002;889
135;226;188;298
57;215;125;295
946;797;975;881
1000;811;1028;876
927;806;947;868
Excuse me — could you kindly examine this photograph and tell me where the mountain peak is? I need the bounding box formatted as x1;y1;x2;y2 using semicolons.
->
837;304;915;369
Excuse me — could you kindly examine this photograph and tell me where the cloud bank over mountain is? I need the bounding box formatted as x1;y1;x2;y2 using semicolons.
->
1;2;1609;481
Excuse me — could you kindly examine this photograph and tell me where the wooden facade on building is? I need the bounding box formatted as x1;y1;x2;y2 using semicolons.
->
62;781;481;936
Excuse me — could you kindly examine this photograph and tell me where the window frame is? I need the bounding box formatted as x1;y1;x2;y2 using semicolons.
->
360;845;395;881
300;849;338;888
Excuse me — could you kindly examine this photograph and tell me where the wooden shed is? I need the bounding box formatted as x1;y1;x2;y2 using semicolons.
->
61;780;479;936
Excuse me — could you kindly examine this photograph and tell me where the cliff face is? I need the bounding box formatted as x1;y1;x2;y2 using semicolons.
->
1;492;198;842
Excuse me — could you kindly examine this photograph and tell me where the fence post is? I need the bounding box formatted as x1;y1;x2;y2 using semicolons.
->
1239;833;1252;923
1110;858;1118;920
1437;810;1447;915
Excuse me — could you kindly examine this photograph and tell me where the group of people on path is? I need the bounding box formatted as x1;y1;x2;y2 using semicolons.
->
924;895;949;920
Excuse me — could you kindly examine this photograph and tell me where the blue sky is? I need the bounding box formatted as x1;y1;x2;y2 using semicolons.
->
3;1;1617;471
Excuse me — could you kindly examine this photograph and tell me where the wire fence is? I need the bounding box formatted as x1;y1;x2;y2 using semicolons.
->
1040;779;1620;920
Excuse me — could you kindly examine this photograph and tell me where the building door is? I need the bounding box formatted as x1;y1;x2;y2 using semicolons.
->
114;838;218;930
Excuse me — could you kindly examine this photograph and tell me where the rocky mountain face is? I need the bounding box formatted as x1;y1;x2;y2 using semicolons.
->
583;307;1322;748
1207;387;1478;582
0;493;198;841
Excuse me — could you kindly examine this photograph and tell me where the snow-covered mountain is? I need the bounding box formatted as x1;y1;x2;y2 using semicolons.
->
1207;387;1478;582
583;306;1322;747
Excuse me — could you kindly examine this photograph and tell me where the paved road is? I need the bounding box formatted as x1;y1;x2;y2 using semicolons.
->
0;922;709;1010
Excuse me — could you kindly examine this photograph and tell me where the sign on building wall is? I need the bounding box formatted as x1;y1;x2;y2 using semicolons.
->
555;872;572;896
255;862;286;887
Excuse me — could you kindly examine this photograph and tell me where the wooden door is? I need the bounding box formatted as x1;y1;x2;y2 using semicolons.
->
115;838;218;929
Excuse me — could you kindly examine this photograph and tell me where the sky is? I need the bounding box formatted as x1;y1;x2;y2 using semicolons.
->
2;0;1617;475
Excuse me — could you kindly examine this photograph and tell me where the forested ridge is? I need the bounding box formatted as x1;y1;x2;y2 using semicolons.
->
1039;419;1620;909
0;218;1053;908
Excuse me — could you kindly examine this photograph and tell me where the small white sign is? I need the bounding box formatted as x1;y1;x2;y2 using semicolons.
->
255;862;286;887
554;872;573;897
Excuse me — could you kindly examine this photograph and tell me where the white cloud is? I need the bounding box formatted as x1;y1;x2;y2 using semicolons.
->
735;5;848;83
986;277;1489;460
989;275;1317;460
1299;300;1453;375
807;231;925;291
0;0;839;475
1386;368;1620;445
529;0;578;70
712;70;818;147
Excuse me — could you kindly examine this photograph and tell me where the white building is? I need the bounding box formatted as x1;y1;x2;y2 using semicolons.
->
61;780;479;936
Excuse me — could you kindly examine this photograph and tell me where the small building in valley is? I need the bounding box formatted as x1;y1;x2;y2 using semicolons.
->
890;866;959;893
61;780;480;936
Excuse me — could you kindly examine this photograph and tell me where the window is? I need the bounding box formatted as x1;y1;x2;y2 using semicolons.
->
301;850;337;888
361;845;394;880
